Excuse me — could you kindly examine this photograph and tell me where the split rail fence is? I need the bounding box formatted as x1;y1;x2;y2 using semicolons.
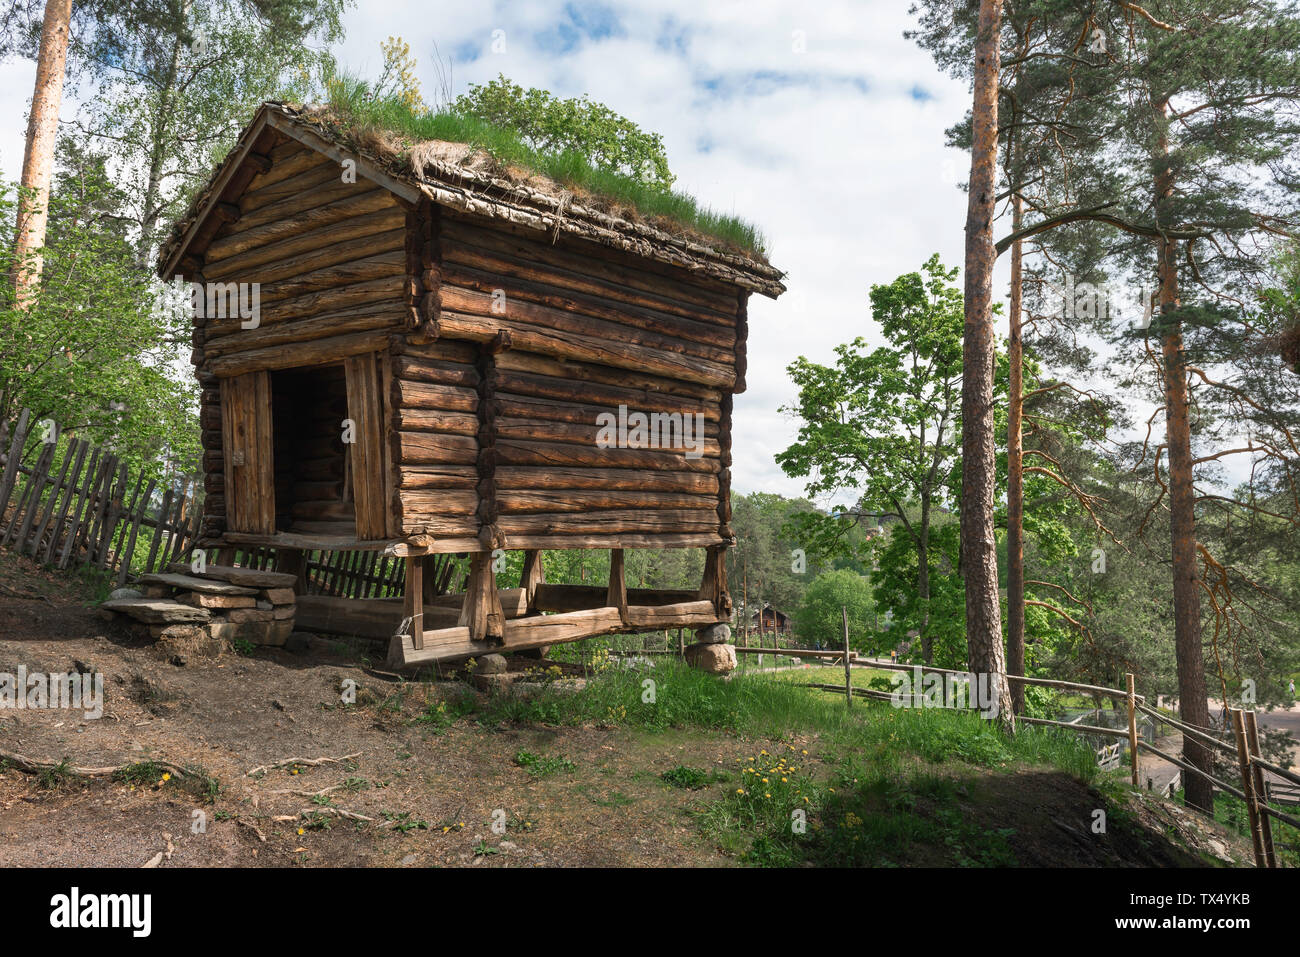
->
803;645;1297;868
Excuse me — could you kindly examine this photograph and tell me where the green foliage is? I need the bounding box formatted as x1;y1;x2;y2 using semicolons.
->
872;523;966;667
659;765;713;790
453;74;675;192
0;160;198;473
318;65;765;254
794;568;875;651
513;750;577;778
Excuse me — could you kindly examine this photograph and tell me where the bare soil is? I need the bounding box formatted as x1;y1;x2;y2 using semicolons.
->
0;551;1254;868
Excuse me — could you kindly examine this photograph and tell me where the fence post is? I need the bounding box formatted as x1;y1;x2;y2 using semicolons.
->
1126;673;1140;787
1229;707;1267;868
1243;710;1277;868
841;605;851;709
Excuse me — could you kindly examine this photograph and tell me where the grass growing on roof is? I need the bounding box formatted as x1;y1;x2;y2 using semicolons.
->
317;72;768;256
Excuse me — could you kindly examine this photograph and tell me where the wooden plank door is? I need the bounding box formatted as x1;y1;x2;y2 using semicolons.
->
344;353;387;540
220;370;276;534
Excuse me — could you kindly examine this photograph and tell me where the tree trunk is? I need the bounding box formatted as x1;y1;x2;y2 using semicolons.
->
11;0;72;305
1153;98;1212;811
961;0;1013;727
1006;195;1026;716
918;492;933;665
137;11;188;267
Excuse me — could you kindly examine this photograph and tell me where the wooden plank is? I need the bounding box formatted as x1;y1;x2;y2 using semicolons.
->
41;439;89;565
58;448;101;569
389;601;721;666
221;370;275;534
0;408;31;520
5;436;57;550
30;437;80;561
344;352;388;539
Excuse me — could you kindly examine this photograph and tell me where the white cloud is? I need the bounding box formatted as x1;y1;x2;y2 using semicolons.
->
331;0;997;504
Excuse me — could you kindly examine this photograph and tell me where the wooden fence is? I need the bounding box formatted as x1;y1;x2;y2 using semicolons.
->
0;405;467;600
805;643;1298;868
0;408;201;584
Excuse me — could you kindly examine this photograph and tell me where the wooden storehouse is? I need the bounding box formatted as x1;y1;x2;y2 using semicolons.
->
157;102;785;668
751;603;793;637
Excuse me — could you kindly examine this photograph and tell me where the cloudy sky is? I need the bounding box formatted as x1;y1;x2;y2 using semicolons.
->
0;0;1016;505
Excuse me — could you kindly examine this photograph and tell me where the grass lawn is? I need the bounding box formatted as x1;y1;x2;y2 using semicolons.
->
427;659;1218;866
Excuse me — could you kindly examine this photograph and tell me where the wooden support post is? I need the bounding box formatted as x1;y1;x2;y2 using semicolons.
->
277;548;308;595
1230;707;1267;868
406;556;424;651
1126;673;1140;788
699;543;730;618
677;627;685;658
841;605;852;709
459;551;504;642
607;548;627;625
520;549;544;609
1244;710;1276;868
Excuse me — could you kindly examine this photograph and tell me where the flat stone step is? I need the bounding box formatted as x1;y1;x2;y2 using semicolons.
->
102;598;212;624
167;563;297;589
139;572;258;597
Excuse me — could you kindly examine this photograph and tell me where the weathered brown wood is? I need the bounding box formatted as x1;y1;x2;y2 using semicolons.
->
504;532;724;551
391;408;479;435
458;551;504;641
210;330;395;377
734;290;749;394
498;489;720;513
495;466;718;495
435;311;734;388
391;599;722;666
344;352;388;540
441;209;749;307
392;431;478;466
439;229;739;328
205;188;396;263
607;548;628;624
494;439;719;473
397;466;478;489
499;510;722;536
495;349;721;403
699;543;731;618
519;549;544;607
438;281;733;363
205;220;405;286
202;302;403;358
391;354;480;388
405;555;424;649
58;447;101;568
40;438;89;564
221;370;275;534
390;378;478;413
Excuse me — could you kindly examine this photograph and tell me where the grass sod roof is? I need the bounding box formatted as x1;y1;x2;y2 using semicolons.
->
157;101;786;298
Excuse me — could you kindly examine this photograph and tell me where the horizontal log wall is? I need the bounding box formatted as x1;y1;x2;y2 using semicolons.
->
196;141;408;378
386;212;743;550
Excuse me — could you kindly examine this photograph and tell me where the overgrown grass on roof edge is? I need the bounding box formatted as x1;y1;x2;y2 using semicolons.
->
317;74;768;258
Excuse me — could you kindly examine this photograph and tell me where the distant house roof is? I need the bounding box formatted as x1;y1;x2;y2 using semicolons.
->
751;603;791;622
157;102;787;298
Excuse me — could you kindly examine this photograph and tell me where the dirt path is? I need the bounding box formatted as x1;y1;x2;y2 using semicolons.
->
0;553;1256;868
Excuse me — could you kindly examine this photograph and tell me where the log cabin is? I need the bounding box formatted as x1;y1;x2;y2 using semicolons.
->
156;102;785;668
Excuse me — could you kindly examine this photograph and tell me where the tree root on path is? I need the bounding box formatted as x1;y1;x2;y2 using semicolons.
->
246;752;361;777
0;748;189;778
